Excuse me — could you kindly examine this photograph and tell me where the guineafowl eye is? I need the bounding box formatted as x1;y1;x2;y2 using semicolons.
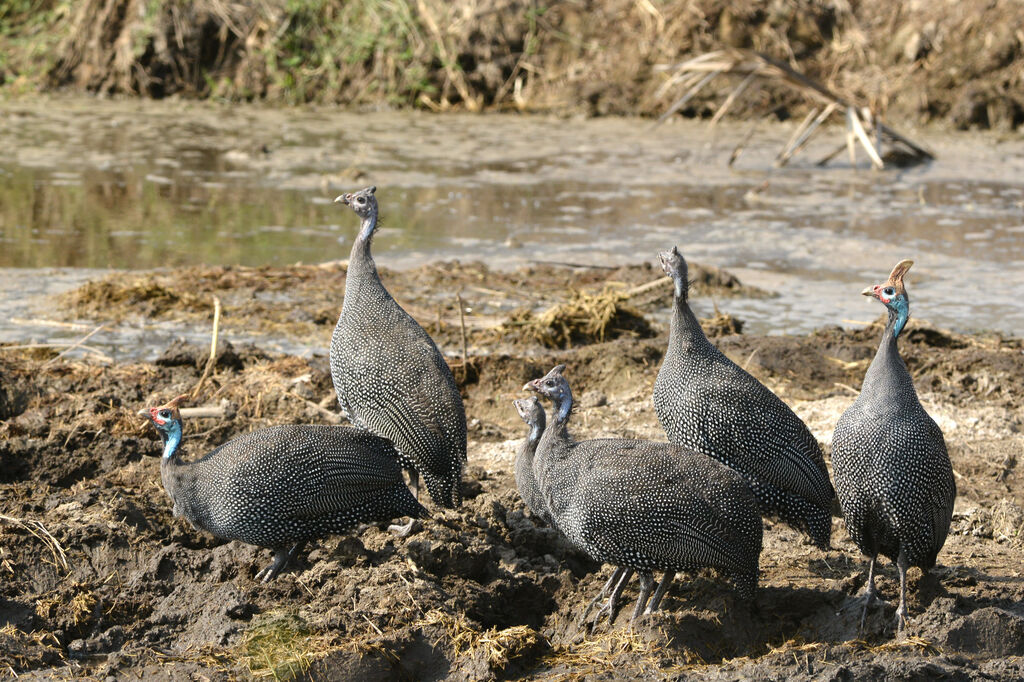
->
159;409;171;419
884;287;895;296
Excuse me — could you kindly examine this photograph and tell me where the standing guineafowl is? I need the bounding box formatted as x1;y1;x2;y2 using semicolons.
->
525;365;762;626
653;246;835;549
831;260;955;631
512;397;553;525
330;186;467;514
139;395;427;582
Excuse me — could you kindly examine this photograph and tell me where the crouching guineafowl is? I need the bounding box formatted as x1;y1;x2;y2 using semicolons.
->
525;365;762;627
139;395;427;582
831;260;955;631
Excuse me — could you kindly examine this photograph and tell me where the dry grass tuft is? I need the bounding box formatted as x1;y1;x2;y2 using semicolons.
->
417;609;543;671
61;276;205;319
502;288;654;349
240;610;318;680
0;514;70;575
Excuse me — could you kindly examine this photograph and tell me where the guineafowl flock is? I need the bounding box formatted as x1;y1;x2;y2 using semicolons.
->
140;186;956;636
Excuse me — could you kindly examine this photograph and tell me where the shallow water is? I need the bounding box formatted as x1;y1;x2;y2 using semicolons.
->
1;98;1022;357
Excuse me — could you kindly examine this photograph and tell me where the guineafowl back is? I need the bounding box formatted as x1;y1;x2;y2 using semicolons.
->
832;330;955;569
169;425;425;549
654;300;834;547
534;427;762;595
330;249;467;508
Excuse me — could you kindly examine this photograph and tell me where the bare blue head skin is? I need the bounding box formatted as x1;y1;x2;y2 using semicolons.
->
138;395;188;459
863;259;913;339
523;364;572;424
334;186;378;242
658;246;689;301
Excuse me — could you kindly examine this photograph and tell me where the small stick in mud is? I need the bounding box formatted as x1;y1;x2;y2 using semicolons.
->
42;324;106;367
457;293;469;381
191;296;222;401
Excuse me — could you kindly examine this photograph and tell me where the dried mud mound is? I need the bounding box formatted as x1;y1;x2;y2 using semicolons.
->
3;262;1024;678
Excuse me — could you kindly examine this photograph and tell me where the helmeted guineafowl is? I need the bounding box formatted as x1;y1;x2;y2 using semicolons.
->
525;365;762;626
831;260;955;631
139;395;427;582
512;397;553;525
330;186;467;513
653;246;835;549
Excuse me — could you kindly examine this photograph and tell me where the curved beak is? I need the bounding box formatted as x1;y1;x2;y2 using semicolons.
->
861;285;876;298
334;194;350;205
138;408;151;418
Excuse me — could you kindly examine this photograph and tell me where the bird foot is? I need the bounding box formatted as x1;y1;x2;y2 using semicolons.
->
587;596;620;633
389;518;421;537
895;604;909;633
255;558;287;583
842;586;888;632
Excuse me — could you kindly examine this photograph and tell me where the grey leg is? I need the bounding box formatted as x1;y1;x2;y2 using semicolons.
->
580;567;625;625
255;541;305;583
409;469;420;500
644;572;674;615
895;551;910;632
629;572;656;623
589;568;634;631
859;555;880;631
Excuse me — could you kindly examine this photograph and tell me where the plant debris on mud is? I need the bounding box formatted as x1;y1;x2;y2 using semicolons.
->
2;260;1023;679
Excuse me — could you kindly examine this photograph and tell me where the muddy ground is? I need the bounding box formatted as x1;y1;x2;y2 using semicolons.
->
1;260;1023;680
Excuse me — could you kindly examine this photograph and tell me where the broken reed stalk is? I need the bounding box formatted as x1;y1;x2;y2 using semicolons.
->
179;406;227;419
655;49;935;169
191;296;222;401
42;324;105;367
0;514;70;575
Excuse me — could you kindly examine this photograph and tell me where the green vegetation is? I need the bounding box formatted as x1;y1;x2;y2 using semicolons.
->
0;1;1021;129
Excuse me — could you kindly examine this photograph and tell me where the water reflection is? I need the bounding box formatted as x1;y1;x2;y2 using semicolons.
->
0;100;1022;341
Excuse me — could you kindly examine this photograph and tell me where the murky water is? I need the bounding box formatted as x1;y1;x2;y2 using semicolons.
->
1;98;1022;357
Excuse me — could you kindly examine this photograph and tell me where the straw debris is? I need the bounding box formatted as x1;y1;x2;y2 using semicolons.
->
502;288;654;349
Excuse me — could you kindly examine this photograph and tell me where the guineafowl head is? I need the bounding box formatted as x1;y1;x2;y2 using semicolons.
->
513;396;543;425
658;246;689;300
523;364;573;424
863;259;913;338
335;186;378;220
513;396;546;438
139;394;188;459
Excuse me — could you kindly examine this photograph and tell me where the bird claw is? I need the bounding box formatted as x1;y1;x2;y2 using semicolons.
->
895;605;909;633
587;597;619;633
843;586;888;632
389;518;421;537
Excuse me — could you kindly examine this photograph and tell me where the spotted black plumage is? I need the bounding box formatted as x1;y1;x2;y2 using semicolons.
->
831;260;956;630
140;395;427;582
526;365;762;624
330;186;467;509
512;397;553;525
653;246;835;549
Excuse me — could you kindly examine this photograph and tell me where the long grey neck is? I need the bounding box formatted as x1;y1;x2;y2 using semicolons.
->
534;395;576;475
159;442;199;519
668;288;716;354
346;216;378;280
860;312;915;406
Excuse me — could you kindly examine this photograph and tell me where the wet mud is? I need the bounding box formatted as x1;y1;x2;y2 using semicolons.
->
2;261;1023;679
